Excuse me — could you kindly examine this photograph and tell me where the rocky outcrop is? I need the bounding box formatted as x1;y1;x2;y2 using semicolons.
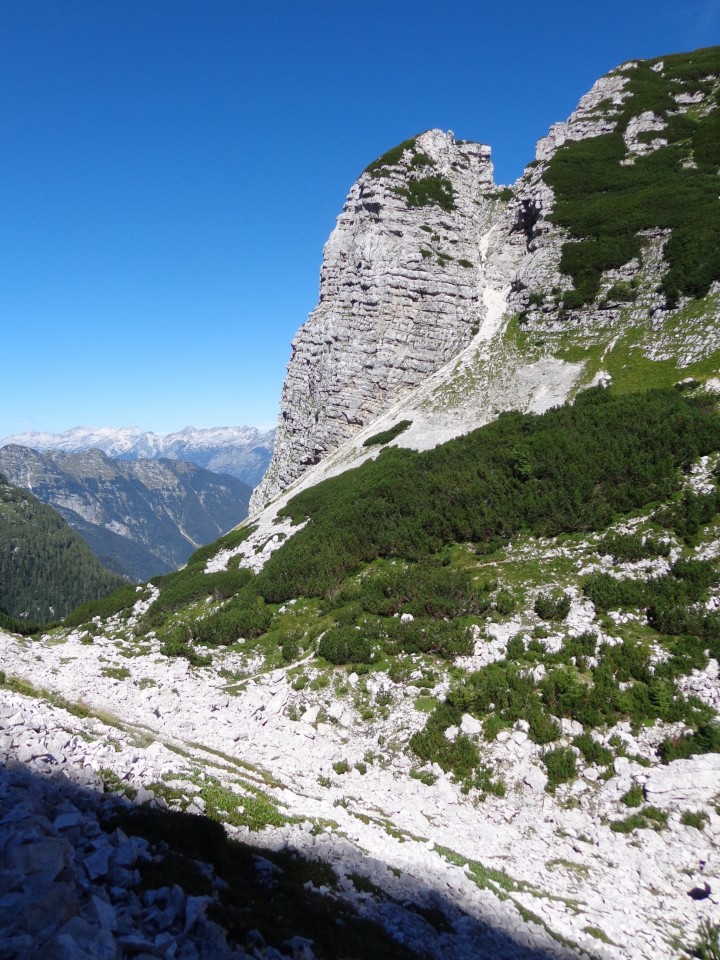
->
251;130;500;509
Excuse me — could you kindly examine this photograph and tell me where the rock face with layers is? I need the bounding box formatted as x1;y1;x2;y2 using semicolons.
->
254;50;720;512
251;130;498;509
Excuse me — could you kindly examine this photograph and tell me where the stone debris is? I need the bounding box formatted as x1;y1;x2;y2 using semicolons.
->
0;760;257;960
0;600;719;960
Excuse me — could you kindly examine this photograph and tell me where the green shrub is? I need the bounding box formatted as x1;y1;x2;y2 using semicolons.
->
64;583;139;627
353;562;493;622
138;563;254;635
281;634;301;663
160;629;212;666
364;137;418;176
573;733;613;766
680;810;709;830
506;635;526;660
494;588;516;616
386;618;474;660
542;747;577;792
621;784;644;807
409;151;435;168
582;574;650;611
659;722;720;762
410;768;438;786
671;558;718;597
363;420;413;447
318;627;375;665
191;593;274;646
397;175;456;212
0;609;47;636
409;700;480;781
599;532;668;563
534;592;571;621
610;806;668;833
564;631;597;660
689;920;720;960
654;490;720;542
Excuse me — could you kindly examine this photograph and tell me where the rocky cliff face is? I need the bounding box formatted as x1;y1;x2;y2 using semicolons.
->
251;129;503;509
253;48;720;512
0;446;252;581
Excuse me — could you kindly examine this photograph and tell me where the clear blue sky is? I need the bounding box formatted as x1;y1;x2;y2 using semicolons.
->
1;1;717;437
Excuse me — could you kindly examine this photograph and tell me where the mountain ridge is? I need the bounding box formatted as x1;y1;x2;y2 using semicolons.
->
253;45;720;512
0;445;252;581
1;424;275;488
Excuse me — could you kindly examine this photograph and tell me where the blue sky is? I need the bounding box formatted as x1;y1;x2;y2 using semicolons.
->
1;1;718;437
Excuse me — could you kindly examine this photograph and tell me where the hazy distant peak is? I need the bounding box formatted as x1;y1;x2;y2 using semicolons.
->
0;425;275;488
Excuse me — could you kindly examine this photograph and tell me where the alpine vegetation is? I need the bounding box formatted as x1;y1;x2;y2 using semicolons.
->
1;45;720;960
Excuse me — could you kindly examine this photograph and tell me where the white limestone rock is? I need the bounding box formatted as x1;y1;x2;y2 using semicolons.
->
252;130;497;509
644;754;720;808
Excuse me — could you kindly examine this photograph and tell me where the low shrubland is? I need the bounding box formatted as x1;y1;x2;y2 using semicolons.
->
256;389;720;603
410;614;716;783
66;387;718;801
64;583;140;628
543;48;720;307
363;420;412;447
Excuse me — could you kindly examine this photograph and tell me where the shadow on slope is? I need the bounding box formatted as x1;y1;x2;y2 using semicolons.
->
0;758;593;960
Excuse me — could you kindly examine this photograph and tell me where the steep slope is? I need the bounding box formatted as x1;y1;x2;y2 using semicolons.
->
0;475;123;622
0;425;275;487
254;46;720;512
0;446;252;580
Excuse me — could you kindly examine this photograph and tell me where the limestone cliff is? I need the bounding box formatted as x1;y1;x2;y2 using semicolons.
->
251;130;499;509
253;48;720;512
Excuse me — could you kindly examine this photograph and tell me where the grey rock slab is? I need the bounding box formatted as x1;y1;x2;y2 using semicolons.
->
7;837;69;879
522;764;548;794
645;754;720;807
84;844;113;880
183;895;212;933
90;894;118;932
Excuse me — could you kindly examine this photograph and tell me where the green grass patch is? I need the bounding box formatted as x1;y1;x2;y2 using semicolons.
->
396;175;456;212
610;805;668;833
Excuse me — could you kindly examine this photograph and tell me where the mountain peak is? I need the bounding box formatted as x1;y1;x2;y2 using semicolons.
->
252;45;720;512
1;425;275;488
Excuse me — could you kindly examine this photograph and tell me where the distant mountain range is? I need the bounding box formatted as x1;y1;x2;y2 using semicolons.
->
0;445;252;582
0;425;275;488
